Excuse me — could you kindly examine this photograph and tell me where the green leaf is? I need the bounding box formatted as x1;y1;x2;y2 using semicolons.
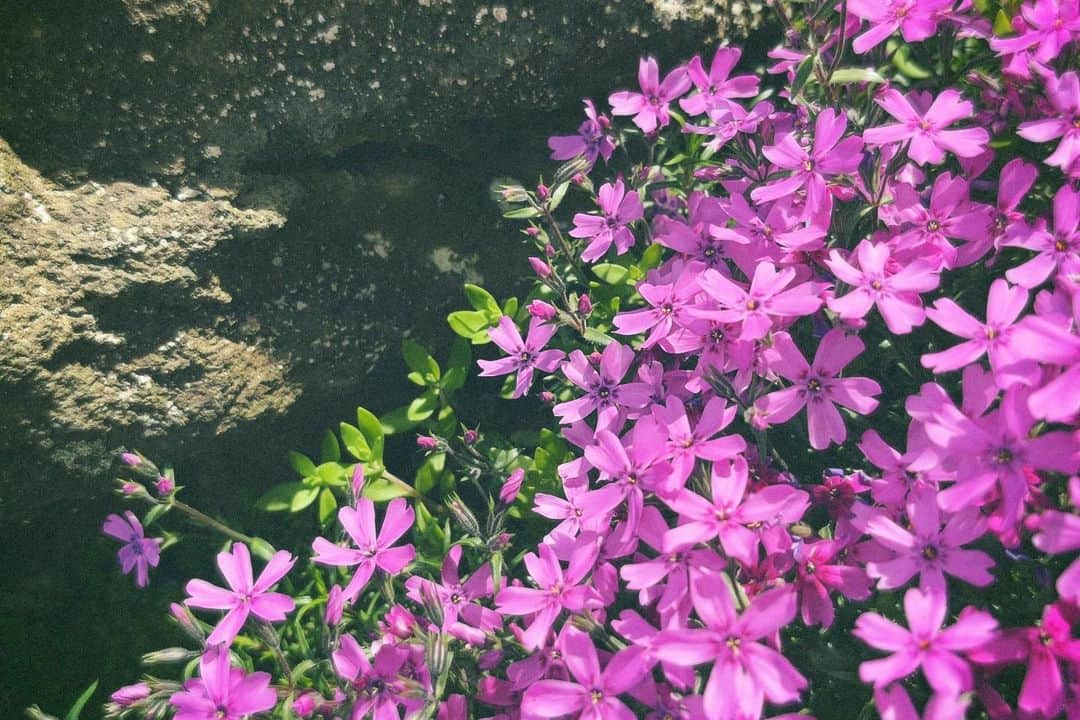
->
380;405;419;435
363;474;418;501
442;366;467;393
446;338;472;372
256;482;309;512
447;310;492;342
791;54;817;95
640;243;664;271
320;430;340;463
582;327;616;346
828;67;885;84
291;486;320;512
287;450;317;477
142;503;171;528
464;284;501;319
402;338;440;380
318;488;337;524
407;392;439;422
502;296;519;319
355;406;385;448
503;206;541;219
890;43;931;79
63;680;98;720
315;462;346;487
339;422;371;461
592;263;630;284
415;453;444;494
249;537;278;561
548;182;570;211
993;8;1013;33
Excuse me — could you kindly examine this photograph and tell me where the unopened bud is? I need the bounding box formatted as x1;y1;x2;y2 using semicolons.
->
350;464;366;497
169;602;205;642
540;391;556;404
293;693;318;718
416;435;439;451
121;452;142;468
499;185;529;203
154;476;174;496
325;585;345;626
446;493;482;536
525;226;541;238
577;294;593;316
544;243;556;258
528;257;552;278
142;647;199;665
536;183;550;201
463;429;479;446
499;468;526;505
385;604;418;639
526;300;557;321
110;684;151;708
572;172;587;185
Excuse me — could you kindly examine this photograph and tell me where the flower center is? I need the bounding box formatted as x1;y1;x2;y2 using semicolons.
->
921;545;939;561
703;246;716;257
591;690;604;704
918;119;931;131
746;299;760;311
926;219;940;232
805;561;816;574
807;378;823;393
710;328;725;342
870;279;883;291
725;637;741;654
803;159;814;172
995;448;1014;464
519;351;533;362
648;95;661;106
1056;239;1069;252
662;304;674;315
597;387;611;399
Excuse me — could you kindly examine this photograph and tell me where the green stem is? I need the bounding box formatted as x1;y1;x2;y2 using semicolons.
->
171;499;259;547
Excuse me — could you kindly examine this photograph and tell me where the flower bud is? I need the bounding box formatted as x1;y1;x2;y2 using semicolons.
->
478;648;504;670
121;482;141;495
577;294;593;316
446;493;482;536
499;468;526;505
524;226;540;238
528;257;552;278
350;464;366;497
544;243;556;258
292;693;318;718
154;476;174;496
121;452;142;468
416;435;439;451
536;183;550;201
499;184;529;203
539;391;555;404
572;172;587;185
168;603;205;642
110;683;151;708
324;584;345;626
463;429;479;446
142;647;199;665
526;300;557;321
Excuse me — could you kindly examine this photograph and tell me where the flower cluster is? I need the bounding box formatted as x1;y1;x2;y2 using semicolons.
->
87;2;1080;720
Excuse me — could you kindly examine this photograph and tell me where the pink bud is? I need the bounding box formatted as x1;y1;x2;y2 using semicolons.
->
528;257;552;278
499;468;526;504
384;604;417;639
536;183;550;201
540;391;556;404
416;435;439;451
572;172;587;185
324;585;345;626
544;243;556;258
577;294;593;315
463;429;478;445
121;452;142;467
110;683;150;708
154;476;174;495
525;226;540;238
122;482;140;495
350;464;365;496
526;300;557;321
587;351;603;366
292;693;318;718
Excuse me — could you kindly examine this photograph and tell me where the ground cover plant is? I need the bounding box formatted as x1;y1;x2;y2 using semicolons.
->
41;0;1080;717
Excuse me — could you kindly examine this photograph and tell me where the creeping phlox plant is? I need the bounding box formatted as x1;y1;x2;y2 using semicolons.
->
78;1;1080;719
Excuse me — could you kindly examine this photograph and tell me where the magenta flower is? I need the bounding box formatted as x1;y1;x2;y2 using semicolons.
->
1018;70;1080;171
184;543;296;646
1004;184;1080;288
495;541;599;650
969;603;1080;718
863;89;990;165
826;240;939;334
553;342;652;426
990;0;1080;64
548;99;616;167
312;498;416;603
170;645;277;720
687;99;774;153
102;511;162;588
679;47;759;116
1034;497;1080;604
693;261;824;341
920;278;1034;386
848;0;951;53
654;579;807;720
854;587;998;694
612;264;704;348
520;625;646;720
755;330;882;450
956;157;1039;265
569;179;644;262
477;316;565;398
853;489;994;592
662;456;809;565
752;108;865;210
653;396;746;487
792;539;872;628
332;635;421;720
608;57;691;132
892;172;992;270
405;545;500;632
873;684;971;720
533;483;624;539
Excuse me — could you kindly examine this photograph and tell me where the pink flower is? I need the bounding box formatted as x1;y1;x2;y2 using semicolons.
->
654;579;807;720
311;498;416;603
477;316;565;398
990;0;1080;64
921;278;1035;386
1018;70;1080;171
863;89;990;165
609;57;691;132
873;684;971;720
751;108;865;210
679;47;759;116
520;625;647;720
613;262;704;348
792;539;872;628
826;240;939;334
848;0;952;53
652;396;745;487
1003;184;1080;288
102;511;162;588
569;179;644;262
891;173;993;270
548;99;615;167
184;543;296;646
755;330;882;450
495;541;599;650
693;261;824;341
332;635;421;720
553;342;652;426
854;587;998;694
853;488;994;592
170;645;277;720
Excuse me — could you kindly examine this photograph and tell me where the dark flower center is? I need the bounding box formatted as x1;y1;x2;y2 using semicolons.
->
922;545;939;561
591;690;604;703
597;387;611;399
927;219;941;232
1056;239;1069;252
995;448;1014;464
807;378;823;393
710;328;725;343
746;299;760;310
870;279;883;291
519;351;533;362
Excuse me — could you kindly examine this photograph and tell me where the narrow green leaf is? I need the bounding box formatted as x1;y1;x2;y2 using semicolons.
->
407;392;439;422
828;67;885;84
502;206;541;219
291;486;320;512
464;284;502;319
582;327;616;346
548;182;570;211
592;263;630;284
256;482;308;512
339;422;371;461
318;488;337;524
380;405;419;435
320;430;340;463
287;450;317;478
363;474;418;501
63;680;98;720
